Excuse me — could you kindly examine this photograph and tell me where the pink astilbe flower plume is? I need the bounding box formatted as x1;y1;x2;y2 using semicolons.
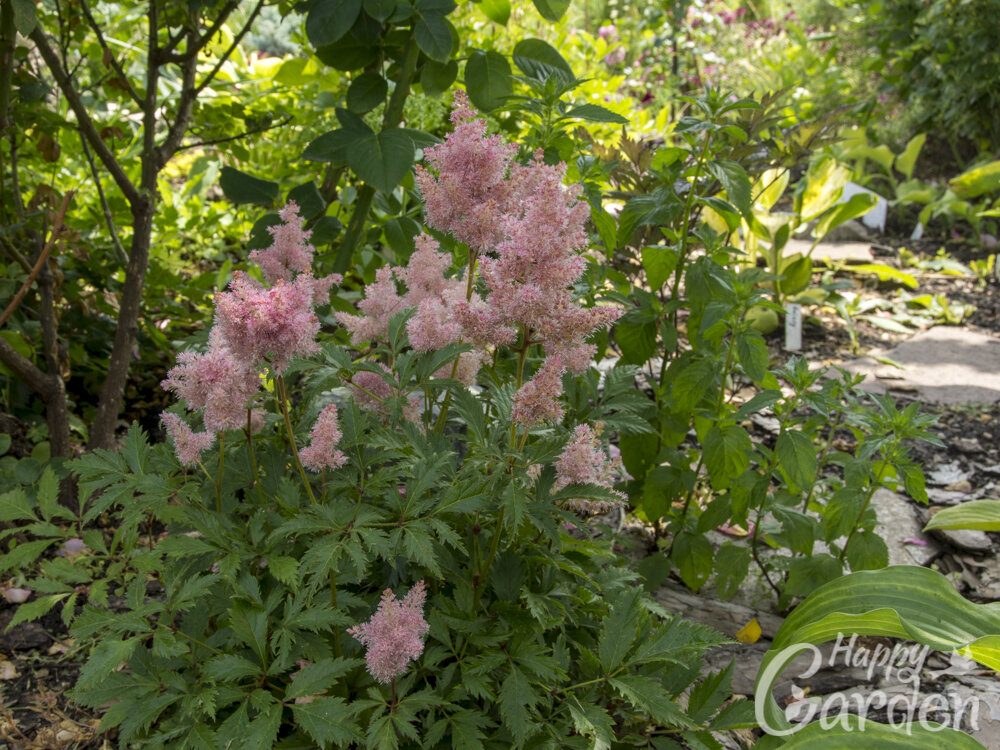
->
162;202;340;446
160;342;260;432
161;412;215;466
299;404;348;472
553;424;628;513
348;580;429;684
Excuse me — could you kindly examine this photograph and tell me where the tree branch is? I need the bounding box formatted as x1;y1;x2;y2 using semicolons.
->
193;0;264;97
78;132;128;264
29;28;141;207
158;0;264;164
78;0;143;106
0;193;72;329
177;114;294;152
157;0;241;64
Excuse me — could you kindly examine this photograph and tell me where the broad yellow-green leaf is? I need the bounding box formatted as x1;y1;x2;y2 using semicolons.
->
800;157;852;220
950;160;1000;199
848;264;918;289
755;566;1000;736
754;168;789;211
895;133;926;179
814;192;878;240
924;500;1000;532
760;712;984;749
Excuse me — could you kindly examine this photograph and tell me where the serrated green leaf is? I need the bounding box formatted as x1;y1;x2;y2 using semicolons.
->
0;488;35;522
286;657;361;699
203;654;263;682
499;667;538;745
292;696;360;746
598;589;642;671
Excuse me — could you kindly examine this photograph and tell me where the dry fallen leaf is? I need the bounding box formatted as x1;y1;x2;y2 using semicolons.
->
0;658;18;680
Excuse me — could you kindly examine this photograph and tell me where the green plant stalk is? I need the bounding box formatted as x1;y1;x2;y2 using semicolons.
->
668;129;713;333
839;457;890;562
276;375;317;505
473;506;506;612
800;411;842;513
332;30;419;275
434;250;479;433
245;410;265;505
330;569;342;657
508;326;531;450
216;434;224;512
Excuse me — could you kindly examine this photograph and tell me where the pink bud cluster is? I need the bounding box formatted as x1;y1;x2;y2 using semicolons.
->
161;202;341;466
553;424;627;513
416;92;622;425
299;404;347;472
347;580;429;684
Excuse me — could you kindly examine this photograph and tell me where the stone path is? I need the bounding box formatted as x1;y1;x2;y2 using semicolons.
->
841;327;1000;404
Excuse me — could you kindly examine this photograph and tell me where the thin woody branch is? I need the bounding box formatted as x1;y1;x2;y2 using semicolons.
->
157;0;241;63
0;192;72;329
28;28;141;207
177;113;293;152
78;0;143;107
158;0;264;162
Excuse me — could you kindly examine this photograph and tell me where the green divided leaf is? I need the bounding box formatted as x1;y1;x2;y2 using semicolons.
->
499;667;538;745
415;15;454;61
598;589;642;671
465;50;513;112
0;488;35;522
292;696;360;746
479;0;510;24
286;657;362;699
563;104;628;124
306;0;363;47
220;166;279;206
347;130;415;194
512;38;574;81
347;72;388;113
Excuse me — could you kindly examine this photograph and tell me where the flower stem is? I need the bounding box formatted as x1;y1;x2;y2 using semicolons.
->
276;375;317;505
330;569;342;657
433;250;479;433
473;506;505;611
245;410;265;506
216;434;224;512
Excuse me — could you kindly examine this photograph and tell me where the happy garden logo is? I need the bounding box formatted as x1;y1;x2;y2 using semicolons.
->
755;632;993;736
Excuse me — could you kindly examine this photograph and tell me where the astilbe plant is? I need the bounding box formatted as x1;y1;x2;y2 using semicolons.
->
65;96;752;749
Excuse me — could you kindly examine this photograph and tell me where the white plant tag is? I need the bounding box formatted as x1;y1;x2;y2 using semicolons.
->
785;303;802;351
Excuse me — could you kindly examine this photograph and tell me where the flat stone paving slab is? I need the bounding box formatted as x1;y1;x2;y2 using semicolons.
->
782;238;874;263
842;327;1000;405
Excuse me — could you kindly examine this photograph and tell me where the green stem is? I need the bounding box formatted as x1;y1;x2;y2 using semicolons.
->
800;413;842;513
216;434;224;512
434;250;479;433
330;569;342;657
276;375;317;505
668;129;713;333
508;327;531;450
839;458;890;562
245;410;265;505
473;506;506;611
332;30;420;275
173;627;224;656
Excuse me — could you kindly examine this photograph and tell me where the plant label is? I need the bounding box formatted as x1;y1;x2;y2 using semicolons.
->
785;303;802;351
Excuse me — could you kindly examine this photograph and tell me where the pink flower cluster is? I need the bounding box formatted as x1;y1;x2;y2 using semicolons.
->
553;424;627;513
347;580;429;684
161;202;341;466
299;404;347;472
418;92;622;425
